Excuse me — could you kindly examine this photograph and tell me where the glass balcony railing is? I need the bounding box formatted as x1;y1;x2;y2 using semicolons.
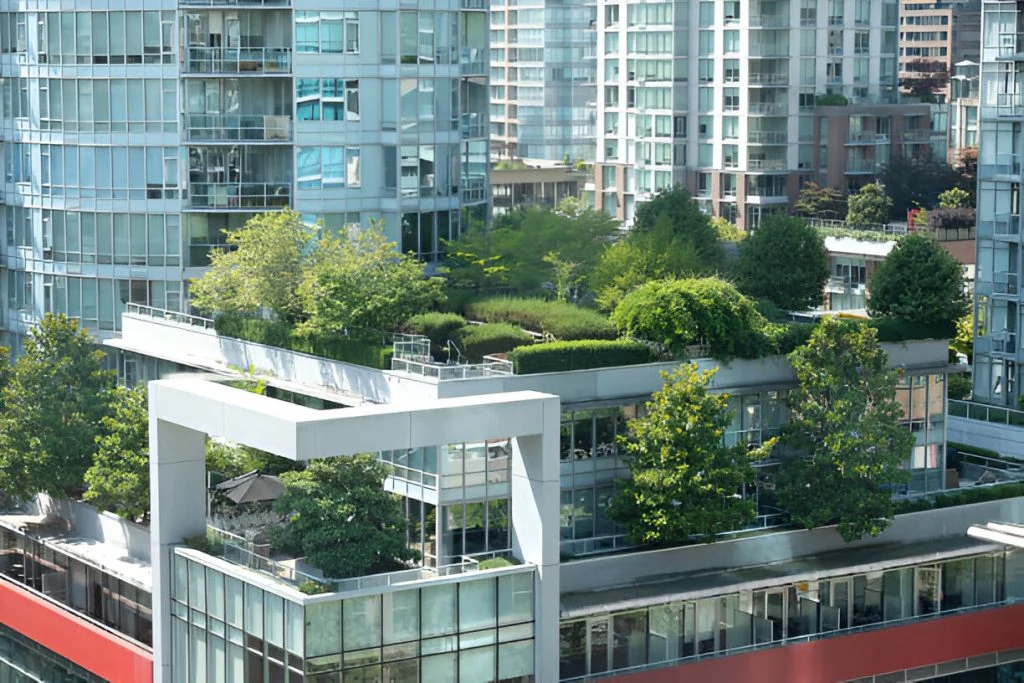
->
846;159;878;173
996;93;1023;118
749;15;789;28
183;114;293;142
748;131;787;144
747;159;787;171
978;154;1022;179
180;0;288;5
949;399;1024;427
748;73;788;85
748;103;788;116
184;46;292;75
186;182;291;209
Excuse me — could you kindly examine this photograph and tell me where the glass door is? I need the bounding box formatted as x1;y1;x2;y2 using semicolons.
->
915;566;941;615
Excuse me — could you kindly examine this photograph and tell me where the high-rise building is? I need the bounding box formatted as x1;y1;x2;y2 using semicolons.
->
0;2;491;351
899;0;981;101
592;0;908;230
972;0;1024;406
488;0;596;164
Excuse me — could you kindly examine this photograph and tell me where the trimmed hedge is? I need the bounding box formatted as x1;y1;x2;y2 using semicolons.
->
466;298;616;340
455;323;532;362
866;317;956;343
895;481;1024;515
214;314;393;369
404;312;467;358
508;340;654;374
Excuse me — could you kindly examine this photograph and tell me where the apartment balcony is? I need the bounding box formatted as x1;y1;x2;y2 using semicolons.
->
184;46;292;75
748;45;790;58
461;48;488;75
748;73;788;87
978;154;1022;180
997;32;1024;60
749;103;788;116
187;182;291;209
900;129;932;142
749;15;789;29
979;216;1022;241
183;114;292;143
846;158;878;174
180;0;288;5
846;132;889;145
996;93;1024;118
748;131;788;144
994;271;1020;297
747;158;787;172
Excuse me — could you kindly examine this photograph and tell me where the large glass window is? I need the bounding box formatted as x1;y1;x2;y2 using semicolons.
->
296;11;359;53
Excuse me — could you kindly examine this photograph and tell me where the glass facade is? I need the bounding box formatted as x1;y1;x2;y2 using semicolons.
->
0;525;152;646
559;549;1024;681
170;553;536;683
0;623;105;683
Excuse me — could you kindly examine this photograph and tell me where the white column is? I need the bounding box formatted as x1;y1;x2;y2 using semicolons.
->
510;395;561;680
150;384;207;683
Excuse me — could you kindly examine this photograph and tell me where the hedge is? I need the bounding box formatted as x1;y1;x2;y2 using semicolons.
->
866;318;956;343
404;312;467;358
454;323;532;362
466;298;616;340
508;340;654;374
895;481;1024;515
214;314;393;369
768;322;816;355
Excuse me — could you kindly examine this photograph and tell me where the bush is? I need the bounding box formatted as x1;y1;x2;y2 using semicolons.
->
454;323;532;362
925;207;976;232
768;322;816;355
214;314;393;369
611;277;771;360
297;580;332;595
895;482;1024;515
509;340;654;374
948;373;972;400
478;557;516;570
466;298;616;340
815;93;849;106
866;317;956;343
404;312;467;358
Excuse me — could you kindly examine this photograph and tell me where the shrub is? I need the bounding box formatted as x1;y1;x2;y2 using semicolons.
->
509;340;654;374
925;207;976;232
297;580;332;595
404;312;467;358
466;298;616;340
866;317;956;343
214;315;293;348
947;373;972;400
611;277;771;360
768;322;816;355
895;482;1024;515
454;323;532;362
478;557;516;570
815;93;849;106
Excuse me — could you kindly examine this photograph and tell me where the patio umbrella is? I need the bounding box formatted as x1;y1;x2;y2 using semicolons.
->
214;470;285;505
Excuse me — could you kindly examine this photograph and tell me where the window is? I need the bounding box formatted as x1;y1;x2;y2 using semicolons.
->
296;146;361;188
296;79;360;121
296;11;359;54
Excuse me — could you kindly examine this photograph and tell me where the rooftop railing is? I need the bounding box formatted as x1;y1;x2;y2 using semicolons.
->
184;46;292;75
806;218;908;235
949;399;1024;427
125;302;215;329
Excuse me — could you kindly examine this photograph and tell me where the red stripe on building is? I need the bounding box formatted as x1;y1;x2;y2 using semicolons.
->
0;579;153;683
609;603;1024;683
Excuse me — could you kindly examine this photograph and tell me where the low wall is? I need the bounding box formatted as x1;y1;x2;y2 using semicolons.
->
948;415;1024;459
560;497;1024;594
36;495;151;563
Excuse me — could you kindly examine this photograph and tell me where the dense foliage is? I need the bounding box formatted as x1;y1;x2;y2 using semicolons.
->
881;156;971;218
794;182;847;220
609;365;774;544
453;323;532;362
270;455;418;579
775;318;914;542
737;215;830;312
84;385;150;522
508;340;654;374
611;277;770;360
845;183;892;226
868;232;969;326
466;297;616;340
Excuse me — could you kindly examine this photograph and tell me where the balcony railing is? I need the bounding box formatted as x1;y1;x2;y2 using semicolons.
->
996;93;1024;118
807;217;907;235
749;45;790;58
748;131;788;144
994;271;1020;296
901;129;932;141
183;114;292;142
747;159;787;171
847;132;889;144
180;0;287;5
979;155;1022;179
748;103;788;115
184;46;292;75
949;399;1024;427
124;302;213;329
187;182;291;209
846;159;878;173
460;48;488;75
998;32;1024;58
749;15;789;28
748;73;788;85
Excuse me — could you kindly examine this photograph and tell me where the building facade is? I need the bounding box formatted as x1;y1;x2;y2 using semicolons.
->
899;0;981;100
0;1;490;351
591;0;904;230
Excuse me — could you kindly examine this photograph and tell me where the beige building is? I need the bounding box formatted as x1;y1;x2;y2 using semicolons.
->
899;0;981;100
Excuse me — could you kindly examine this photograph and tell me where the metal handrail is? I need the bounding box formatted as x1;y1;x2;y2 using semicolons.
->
183;114;292;142
184;46;293;74
125;302;215;329
949;399;1024;427
187;182;291;209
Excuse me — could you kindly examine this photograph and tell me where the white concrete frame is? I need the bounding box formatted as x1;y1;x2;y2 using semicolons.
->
149;378;561;683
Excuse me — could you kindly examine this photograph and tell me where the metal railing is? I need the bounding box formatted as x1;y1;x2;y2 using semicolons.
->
994;271;1020;296
183;114;292;142
748;103;788;115
807;218;908;235
749;15;789;28
996;92;1023;118
187;182;291;209
979;154;1022;179
125;302;215;329
747;159;787;171
998;32;1024;58
748;131;788;144
181;0;287;5
184;46;292;75
846;132;890;144
747;73;788;85
949;399;1024;427
901;129;933;141
845;159;878;173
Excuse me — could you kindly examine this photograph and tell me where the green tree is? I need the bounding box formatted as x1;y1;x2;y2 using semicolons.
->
711;217;744;242
270;455;418;578
633;186;725;270
609;364;774;544
84;385;150;522
951;312;973;361
543;251;583;302
775;318;914;542
299;222;445;337
794;182;847;220
0;314;115;500
938;186;972;209
610;277;771;360
206;439;296;479
867;232;968;326
189;209;313;321
737;215;829;311
0;346;10;408
845;183;893;226
881;156;968;219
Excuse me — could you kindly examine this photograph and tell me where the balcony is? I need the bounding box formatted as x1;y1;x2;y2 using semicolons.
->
461;48;488;75
748;131;788;144
184;47;292;75
183;114;292;143
846;158;878;174
187;182;291;210
179;0;288;5
747;158;787;171
997;32;1024;59
749;103;788;116
994;271;1020;297
996;93;1024;118
901;129;932;142
978;155;1022;180
749;44;790;58
846;132;889;145
749;15;789;29
748;73;788;86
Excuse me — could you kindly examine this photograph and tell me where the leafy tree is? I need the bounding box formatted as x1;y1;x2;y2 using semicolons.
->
206;439;297;479
939;187;972;209
775;318;914;542
737;215;829;311
868;232;968;326
611;277;771;360
0;346;10;408
444;206;618;298
633;186;725;270
951;312;973;361
711;217;744;242
881;156;968;219
84;385;150;522
190;209;313;321
299;222;445;338
543;251;583;302
609;364;774;544
845;183;893;226
0;314;115;500
794;182;847;220
270;455;418;578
